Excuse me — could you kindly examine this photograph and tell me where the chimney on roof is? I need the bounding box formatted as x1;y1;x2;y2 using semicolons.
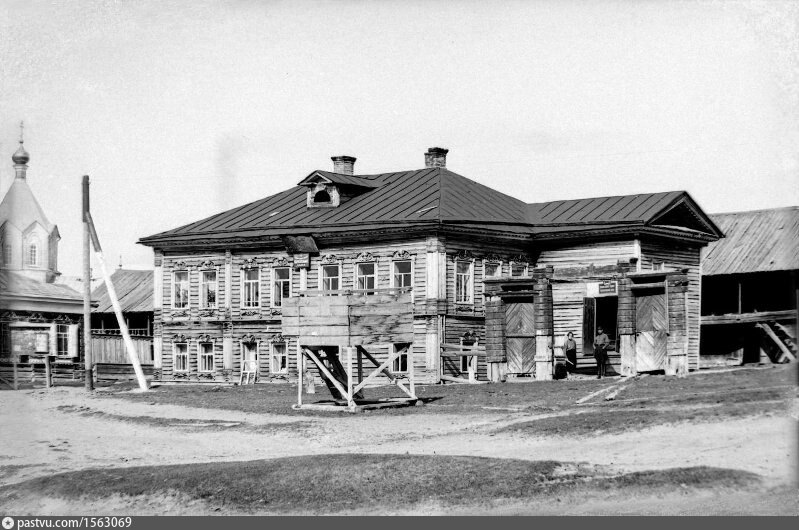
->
424;147;448;169
331;155;356;175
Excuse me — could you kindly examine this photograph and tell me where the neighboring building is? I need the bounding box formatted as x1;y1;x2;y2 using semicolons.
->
0;137;84;365
90;268;154;365
700;207;798;366
139;148;722;385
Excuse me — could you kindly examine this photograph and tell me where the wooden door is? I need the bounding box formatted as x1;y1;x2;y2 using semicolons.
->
505;301;536;375
635;289;668;371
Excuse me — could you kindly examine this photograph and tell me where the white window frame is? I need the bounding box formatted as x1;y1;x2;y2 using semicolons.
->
173;342;189;373
455;260;474;304
199;269;218;309
241;341;259;373
172;270;190;309
56;324;70;357
241;268;261;308
198;342;215;373
26;237;40;267
320;263;341;294
391;343;410;374
271;267;292;307
355;261;377;293
390;259;414;291
270;341;288;374
483;260;502;279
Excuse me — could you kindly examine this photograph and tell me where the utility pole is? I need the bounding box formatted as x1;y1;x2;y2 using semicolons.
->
83;175;93;391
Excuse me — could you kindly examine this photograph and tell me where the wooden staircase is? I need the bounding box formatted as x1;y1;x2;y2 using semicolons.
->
755;321;796;363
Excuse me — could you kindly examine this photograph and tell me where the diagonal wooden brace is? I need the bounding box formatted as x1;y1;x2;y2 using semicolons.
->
355;345;415;398
303;348;350;401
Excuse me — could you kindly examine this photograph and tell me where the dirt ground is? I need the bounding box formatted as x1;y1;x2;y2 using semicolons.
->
1;365;797;515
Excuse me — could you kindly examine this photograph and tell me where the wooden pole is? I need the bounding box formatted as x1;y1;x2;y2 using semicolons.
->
82;176;94;392
85;212;148;391
12;361;18;390
296;343;303;407
345;346;354;408
44;355;52;388
409;347;415;399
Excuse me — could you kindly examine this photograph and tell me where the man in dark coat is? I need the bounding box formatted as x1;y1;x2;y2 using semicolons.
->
594;326;610;379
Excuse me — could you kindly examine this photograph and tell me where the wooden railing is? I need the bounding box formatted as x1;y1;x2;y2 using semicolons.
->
440;342;486;384
92;328;152;337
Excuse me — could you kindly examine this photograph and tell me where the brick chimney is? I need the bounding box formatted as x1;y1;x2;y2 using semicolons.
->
331;155;356;175
424;147;448;168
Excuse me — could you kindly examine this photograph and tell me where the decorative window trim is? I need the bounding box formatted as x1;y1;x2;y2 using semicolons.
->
355;251;376;262
509;255;529;277
354;261;378;293
173;341;189;373
320;254;338;265
241;333;261;345
455;258;475;304
271;266;292;308
319;262;342;293
198;342;215;373
240;267;261;308
454;249;474;261
482;255;503;279
270;341;288;374
240;340;259;376
273;256;291;268
389;256;414;291
199;268;218;309
197;334;217;343
240;257;261;270
172;270;190;309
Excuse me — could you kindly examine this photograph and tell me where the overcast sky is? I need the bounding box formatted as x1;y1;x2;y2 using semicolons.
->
1;0;797;277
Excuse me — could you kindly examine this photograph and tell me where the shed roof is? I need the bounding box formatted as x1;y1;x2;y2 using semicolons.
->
702;206;799;276
91;269;153;313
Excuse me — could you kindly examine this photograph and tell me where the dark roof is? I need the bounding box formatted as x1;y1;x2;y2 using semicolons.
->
139;167;720;246
299;171;381;188
91;269;153;313
527;191;723;239
0;270;83;301
702;207;799;276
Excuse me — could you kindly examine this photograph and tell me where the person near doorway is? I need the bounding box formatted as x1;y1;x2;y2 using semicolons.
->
594;326;610;379
564;332;577;374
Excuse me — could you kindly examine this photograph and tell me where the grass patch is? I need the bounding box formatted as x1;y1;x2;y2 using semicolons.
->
0;455;760;514
54;405;312;434
105;364;796;422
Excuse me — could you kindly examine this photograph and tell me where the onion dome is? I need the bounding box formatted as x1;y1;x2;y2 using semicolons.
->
12;140;29;165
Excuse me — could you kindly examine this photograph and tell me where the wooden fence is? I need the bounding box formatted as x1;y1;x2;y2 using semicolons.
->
91;334;154;365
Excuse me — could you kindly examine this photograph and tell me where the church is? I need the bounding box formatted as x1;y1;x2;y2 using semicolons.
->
0;132;84;369
140;147;723;386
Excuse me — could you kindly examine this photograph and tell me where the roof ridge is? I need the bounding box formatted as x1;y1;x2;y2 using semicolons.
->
710;205;799;216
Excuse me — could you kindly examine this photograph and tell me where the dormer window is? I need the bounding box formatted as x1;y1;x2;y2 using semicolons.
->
313;189;331;203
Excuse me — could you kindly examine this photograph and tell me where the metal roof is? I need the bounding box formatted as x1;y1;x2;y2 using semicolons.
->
0;270;83;302
702;207;799;276
91;269;153;313
139;167;720;246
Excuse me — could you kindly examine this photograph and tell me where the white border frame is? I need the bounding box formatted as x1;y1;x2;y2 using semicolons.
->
454;258;475;305
354;261;378;292
271;266;292;308
240;267;261;308
319;262;342;293
270;341;289;374
172;270;190;309
389;257;415;291
199;268;219;309
198;341;215;373
173;341;189;373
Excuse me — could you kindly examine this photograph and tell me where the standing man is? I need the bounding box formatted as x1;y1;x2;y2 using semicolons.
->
594;326;610;379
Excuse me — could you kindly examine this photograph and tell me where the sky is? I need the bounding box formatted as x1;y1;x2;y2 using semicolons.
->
1;0;797;277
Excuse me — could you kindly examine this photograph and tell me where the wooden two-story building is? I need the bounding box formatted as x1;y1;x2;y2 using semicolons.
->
138;148;722;385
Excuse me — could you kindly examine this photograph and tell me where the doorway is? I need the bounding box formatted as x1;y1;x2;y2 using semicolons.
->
634;287;668;372
504;299;536;375
582;296;619;354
